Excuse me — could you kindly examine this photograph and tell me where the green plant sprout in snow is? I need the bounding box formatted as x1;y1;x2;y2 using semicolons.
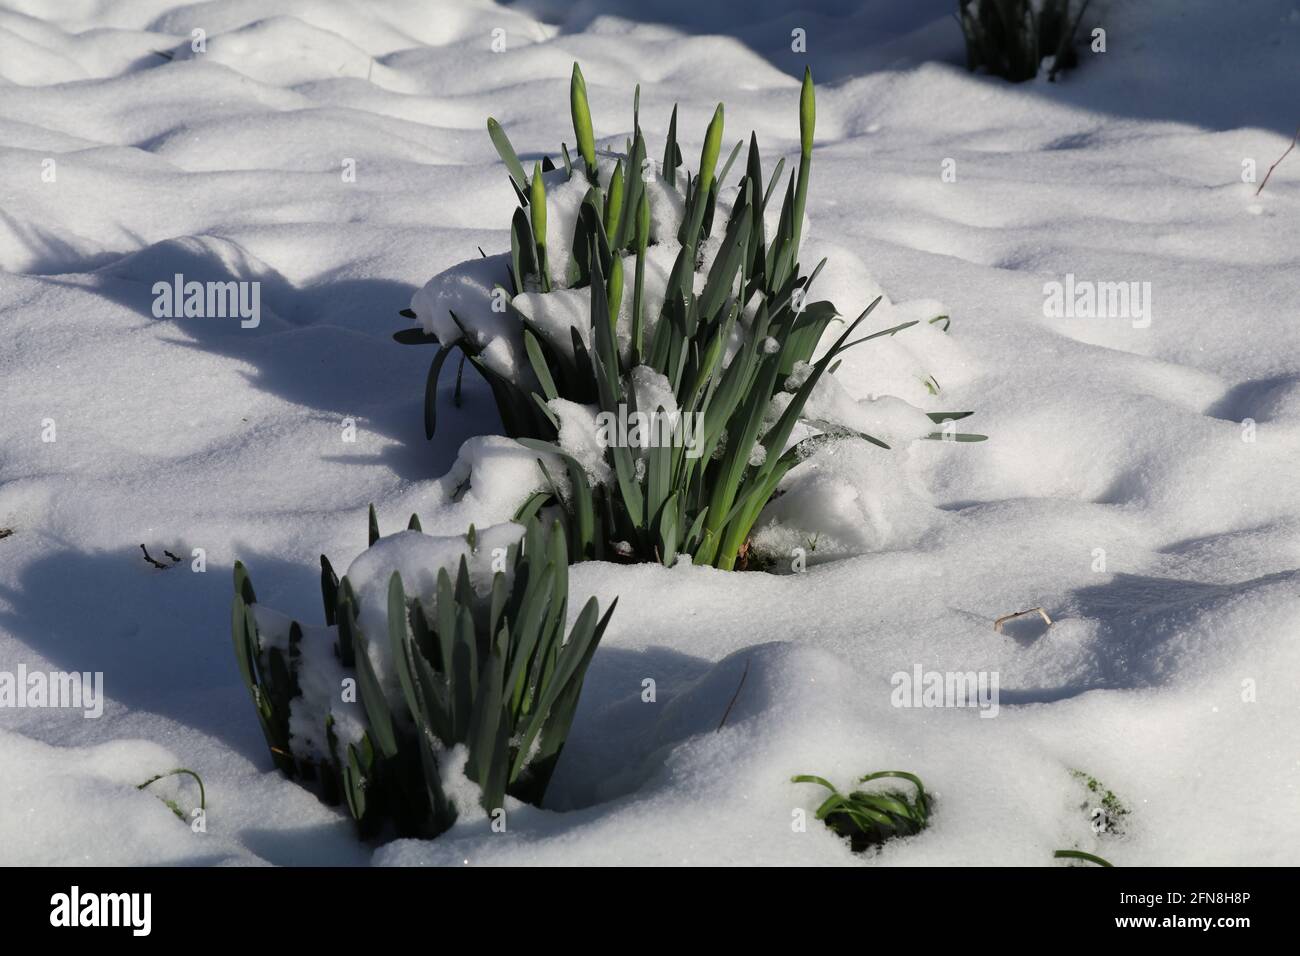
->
1054;849;1114;866
1053;768;1127;865
793;770;932;852
137;768;206;822
399;64;983;570
231;509;615;839
1070;767;1129;836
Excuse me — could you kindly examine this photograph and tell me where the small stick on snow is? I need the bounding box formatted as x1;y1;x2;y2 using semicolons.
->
140;544;170;570
994;607;1053;633
716;658;751;731
1255;126;1299;197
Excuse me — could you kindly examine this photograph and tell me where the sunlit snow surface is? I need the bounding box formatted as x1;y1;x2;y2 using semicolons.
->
0;0;1298;866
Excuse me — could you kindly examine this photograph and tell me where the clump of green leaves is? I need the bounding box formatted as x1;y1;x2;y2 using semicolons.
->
397;64;842;442
399;64;981;570
231;510;616;839
513;294;925;570
958;0;1091;83
793;770;933;852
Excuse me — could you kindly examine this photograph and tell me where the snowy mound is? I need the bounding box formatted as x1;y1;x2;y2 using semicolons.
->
1;0;1297;867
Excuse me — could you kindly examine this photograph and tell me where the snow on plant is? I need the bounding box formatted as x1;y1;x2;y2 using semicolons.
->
230;511;616;838
398;62;841;440
400;64;982;570
792;770;933;852
958;0;1091;83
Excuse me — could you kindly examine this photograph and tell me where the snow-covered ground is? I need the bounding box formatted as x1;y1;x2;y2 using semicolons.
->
1;0;1298;866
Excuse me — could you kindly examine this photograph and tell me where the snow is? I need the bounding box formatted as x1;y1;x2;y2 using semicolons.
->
342;522;525;705
1;0;1299;867
246;607;371;758
549;399;612;484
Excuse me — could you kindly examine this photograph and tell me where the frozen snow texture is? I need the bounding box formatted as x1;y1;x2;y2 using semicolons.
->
437;435;563;518
627;364;677;417
343;522;525;707
549;398;612;485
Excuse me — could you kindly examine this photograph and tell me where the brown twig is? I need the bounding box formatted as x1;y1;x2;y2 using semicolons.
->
140;544;170;570
1255;126;1299;197
716;658;751;731
994;606;1053;633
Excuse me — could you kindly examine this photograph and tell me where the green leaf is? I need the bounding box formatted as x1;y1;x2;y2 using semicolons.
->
230;593;258;701
320;555;338;626
466;628;506;785
435;567;457;677
336;578;358;668
631;191;650;358
386;572;415;708
604;161;624;238
663;104;679;185
505;563;553;714
570;62;597;181
486;117;529;194
645;433;673;534
423;346;453;439
614;130;646;252
606;255;624;333
513;490;551;526
510;207;538;295
924;432;988;442
450;605;477;742
1054;849;1114;867
657;492;680;564
717;138;744;190
488;571;509;647
354;630;398;759
343;743;367;821
233;560;257;605
587;253;622;406
697;104;725;197
839;318;919;352
799;66;816;157
530;164;549;291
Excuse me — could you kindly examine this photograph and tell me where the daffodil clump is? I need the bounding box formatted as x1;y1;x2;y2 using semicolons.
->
958;0;1091;83
399;64;981;569
231;510;615;838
